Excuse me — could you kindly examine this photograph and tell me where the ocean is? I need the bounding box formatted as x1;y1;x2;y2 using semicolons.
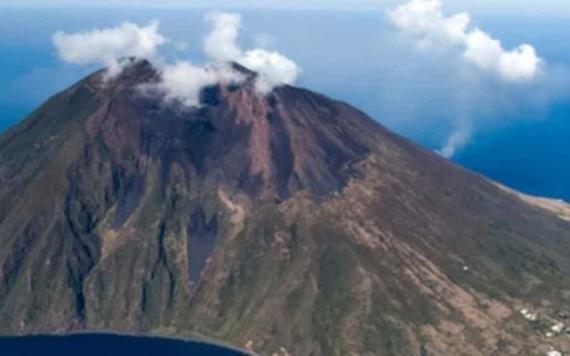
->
0;333;246;356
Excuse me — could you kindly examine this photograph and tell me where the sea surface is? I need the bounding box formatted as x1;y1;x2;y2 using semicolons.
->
1;9;569;200
0;333;246;356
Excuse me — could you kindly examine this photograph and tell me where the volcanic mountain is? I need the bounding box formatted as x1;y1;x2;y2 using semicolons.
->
1;60;570;355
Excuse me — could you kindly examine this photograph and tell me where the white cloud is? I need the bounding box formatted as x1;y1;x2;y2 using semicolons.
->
203;11;302;93
240;49;301;93
464;29;541;82
52;21;166;77
203;12;242;63
389;0;470;46
388;0;542;82
145;62;244;108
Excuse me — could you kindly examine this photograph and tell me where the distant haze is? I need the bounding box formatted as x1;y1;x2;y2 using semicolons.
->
1;0;570;16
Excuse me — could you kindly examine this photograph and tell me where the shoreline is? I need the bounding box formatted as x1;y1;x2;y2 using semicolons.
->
0;329;254;355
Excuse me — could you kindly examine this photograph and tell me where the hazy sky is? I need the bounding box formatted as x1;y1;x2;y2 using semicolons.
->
1;0;570;15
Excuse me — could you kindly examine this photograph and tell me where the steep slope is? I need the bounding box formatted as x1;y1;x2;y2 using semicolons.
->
0;60;569;355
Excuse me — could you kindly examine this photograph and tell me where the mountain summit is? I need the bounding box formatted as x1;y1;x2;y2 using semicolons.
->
0;60;570;355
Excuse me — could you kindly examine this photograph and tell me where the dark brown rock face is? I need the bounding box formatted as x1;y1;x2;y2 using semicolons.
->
0;59;570;355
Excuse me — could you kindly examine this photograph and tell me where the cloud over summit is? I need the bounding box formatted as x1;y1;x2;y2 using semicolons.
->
203;12;302;93
147;62;244;108
203;12;242;63
52;12;301;106
53;21;166;77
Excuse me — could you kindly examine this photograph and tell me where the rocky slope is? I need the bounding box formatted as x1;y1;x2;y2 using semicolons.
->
0;60;570;355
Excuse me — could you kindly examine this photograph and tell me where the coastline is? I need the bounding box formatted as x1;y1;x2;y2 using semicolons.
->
0;329;255;356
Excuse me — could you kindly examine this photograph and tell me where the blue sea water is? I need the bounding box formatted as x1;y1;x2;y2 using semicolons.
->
0;8;569;200
0;334;245;356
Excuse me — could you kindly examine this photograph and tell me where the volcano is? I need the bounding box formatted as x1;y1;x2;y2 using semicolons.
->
0;60;570;355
